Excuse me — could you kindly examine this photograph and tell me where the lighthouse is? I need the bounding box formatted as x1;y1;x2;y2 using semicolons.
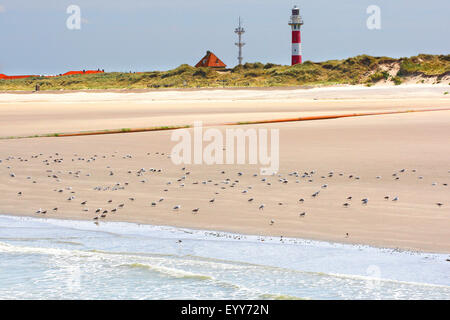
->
288;5;304;65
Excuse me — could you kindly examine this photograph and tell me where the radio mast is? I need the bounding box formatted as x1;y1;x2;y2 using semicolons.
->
234;17;246;66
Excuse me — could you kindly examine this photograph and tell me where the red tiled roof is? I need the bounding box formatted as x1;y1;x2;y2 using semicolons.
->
0;70;104;80
61;70;104;76
0;74;39;80
195;51;226;68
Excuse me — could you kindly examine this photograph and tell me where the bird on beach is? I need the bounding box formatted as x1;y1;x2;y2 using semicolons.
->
248;198;254;202
270;219;275;225
392;196;399;202
361;198;369;205
259;204;265;210
173;205;181;210
192;208;199;214
209;198;215;203
343;203;350;207
436;202;443;207
299;212;306;217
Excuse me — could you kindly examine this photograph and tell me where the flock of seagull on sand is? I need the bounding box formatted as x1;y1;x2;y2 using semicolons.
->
0;153;447;233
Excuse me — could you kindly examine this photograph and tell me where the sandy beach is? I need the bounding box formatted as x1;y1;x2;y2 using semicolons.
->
0;85;449;253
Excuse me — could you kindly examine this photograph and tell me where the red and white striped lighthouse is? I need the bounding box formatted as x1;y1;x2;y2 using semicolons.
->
288;5;304;65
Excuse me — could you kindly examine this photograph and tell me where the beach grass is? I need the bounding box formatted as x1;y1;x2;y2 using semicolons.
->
0;54;448;91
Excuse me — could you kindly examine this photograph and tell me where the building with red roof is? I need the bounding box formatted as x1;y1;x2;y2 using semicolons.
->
195;51;227;68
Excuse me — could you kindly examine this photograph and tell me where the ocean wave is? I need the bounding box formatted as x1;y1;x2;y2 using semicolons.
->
119;262;215;281
259;293;309;300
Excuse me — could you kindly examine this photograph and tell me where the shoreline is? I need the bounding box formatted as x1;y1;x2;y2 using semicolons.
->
2;210;449;255
1;213;447;257
2;213;449;299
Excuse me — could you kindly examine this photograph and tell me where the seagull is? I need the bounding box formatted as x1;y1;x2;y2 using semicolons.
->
361;198;369;205
248;198;254;202
384;196;389;200
209;198;215;203
392;196;399;202
53;208;58;211
269;219;275;225
299;212;306;217
436;203;443;207
347;196;352;200
17;192;22;196
118;204;124;208
173;205;181;210
299;198;305;203
81;201;87;205
343;203;350;207
259;204;265;210
192;208;199;213
151;202;157;207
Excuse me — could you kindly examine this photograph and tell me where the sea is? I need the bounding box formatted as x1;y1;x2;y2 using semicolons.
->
0;215;448;300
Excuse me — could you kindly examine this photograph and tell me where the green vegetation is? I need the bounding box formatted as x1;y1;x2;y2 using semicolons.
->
1;54;449;91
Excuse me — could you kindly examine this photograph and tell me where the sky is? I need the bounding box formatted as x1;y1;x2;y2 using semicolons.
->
0;0;449;75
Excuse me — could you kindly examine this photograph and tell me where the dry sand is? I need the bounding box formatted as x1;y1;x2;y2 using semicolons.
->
0;85;449;253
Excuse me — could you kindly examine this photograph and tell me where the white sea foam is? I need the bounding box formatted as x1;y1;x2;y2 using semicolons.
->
0;215;449;299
